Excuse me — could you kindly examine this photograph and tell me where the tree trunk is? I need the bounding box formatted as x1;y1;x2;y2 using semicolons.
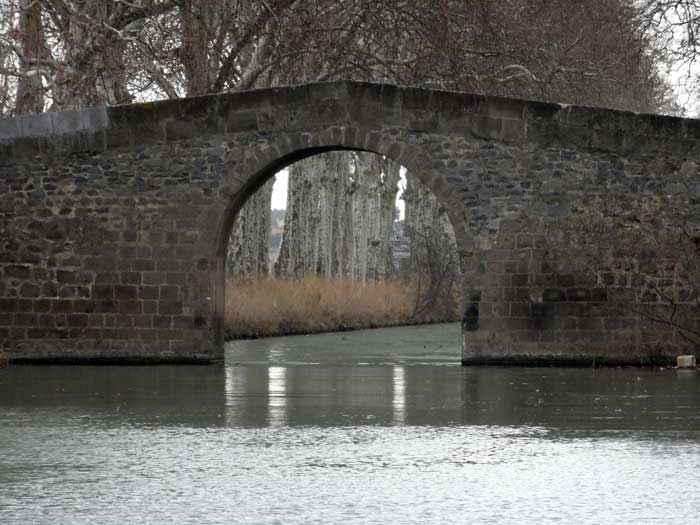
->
227;177;273;276
49;3;133;109
318;158;334;278
303;158;321;274
179;0;210;96
352;153;373;282
327;152;353;278
377;159;401;279
275;162;312;279
15;0;45;115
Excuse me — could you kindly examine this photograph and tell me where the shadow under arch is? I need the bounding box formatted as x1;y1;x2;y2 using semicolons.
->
210;134;474;358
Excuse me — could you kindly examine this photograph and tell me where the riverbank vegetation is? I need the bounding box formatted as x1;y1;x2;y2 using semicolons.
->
224;276;459;339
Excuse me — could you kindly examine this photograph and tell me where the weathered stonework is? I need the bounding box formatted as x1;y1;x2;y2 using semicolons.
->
1;81;699;364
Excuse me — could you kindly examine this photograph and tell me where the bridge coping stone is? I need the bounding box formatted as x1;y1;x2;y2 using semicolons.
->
1;81;698;158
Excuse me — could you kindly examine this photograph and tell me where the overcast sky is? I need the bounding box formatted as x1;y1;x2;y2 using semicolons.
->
271;170;289;210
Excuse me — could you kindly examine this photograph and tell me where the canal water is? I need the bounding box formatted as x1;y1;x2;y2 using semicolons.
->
1;323;699;524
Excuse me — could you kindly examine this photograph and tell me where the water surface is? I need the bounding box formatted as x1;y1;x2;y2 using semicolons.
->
1;323;699;524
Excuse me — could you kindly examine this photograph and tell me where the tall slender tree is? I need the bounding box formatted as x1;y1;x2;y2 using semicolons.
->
14;0;45;114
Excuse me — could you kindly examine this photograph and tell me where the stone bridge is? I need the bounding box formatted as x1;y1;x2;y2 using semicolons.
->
1;81;699;364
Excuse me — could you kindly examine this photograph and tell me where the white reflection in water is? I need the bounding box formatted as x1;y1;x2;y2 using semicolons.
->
224;366;245;426
268;366;288;427
393;365;406;425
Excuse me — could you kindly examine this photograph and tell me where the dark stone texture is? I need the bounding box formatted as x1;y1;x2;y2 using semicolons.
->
1;81;699;364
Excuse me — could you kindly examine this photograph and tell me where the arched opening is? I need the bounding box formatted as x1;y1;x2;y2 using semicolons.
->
216;147;465;361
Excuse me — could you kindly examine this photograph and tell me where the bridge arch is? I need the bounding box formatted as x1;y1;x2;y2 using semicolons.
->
212;132;473;353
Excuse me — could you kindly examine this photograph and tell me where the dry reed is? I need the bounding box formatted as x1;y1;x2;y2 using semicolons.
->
225;276;456;339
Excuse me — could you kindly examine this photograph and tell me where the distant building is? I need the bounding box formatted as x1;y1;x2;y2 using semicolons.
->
390;221;410;269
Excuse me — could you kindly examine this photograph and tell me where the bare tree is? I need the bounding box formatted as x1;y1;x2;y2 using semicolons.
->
637;0;700;114
403;222;461;323
401;173;461;321
1;0;679;116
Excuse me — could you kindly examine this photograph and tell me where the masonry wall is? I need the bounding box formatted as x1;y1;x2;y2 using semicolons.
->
1;81;699;364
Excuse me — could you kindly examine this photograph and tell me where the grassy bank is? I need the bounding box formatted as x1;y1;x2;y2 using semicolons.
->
225;276;458;339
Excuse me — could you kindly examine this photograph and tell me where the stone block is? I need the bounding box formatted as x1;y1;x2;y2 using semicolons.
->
133;316;152;329
18;112;53;138
143;272;165;285
543;288;565;302
87;314;104;328
0;115;19;140
121;272;142;285
33;300;51;313
153;316;172;329
95;272;120;284
15;313;37;326
511;274;529;287
158;301;183;315
122;231;138;243
135;329;157;340
139;286;159;301
19;283;41;298
470;116;504;141
132;259;155;272
591;288;608;302
67;314;89;328
50;109;81;136
114;286;138;301
93;285;114;301
159;285;180;301
165;273;187;285
224;110;258;134
56;270;77;284
0;142;14;166
173;316;193;329
509;302;529;317
0;299;18;313
17;299;32;312
51;300;73;314
119;301;143;315
5;265;32;279
73;300;96;314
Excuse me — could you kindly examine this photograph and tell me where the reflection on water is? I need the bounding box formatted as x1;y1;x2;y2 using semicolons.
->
1;323;700;524
393;365;406;425
220;362;700;431
268;366;287;427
